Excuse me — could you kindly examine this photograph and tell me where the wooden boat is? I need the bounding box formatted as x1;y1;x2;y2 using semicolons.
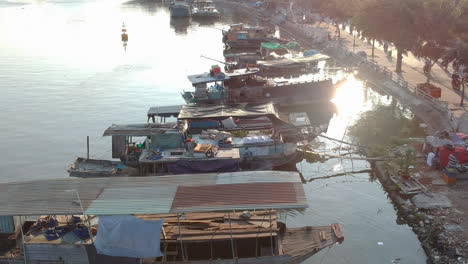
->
98;103;315;175
222;24;287;49
182;66;335;107
0;172;344;264
68;157;123;178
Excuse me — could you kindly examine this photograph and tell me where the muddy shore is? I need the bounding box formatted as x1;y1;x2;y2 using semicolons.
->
216;1;468;263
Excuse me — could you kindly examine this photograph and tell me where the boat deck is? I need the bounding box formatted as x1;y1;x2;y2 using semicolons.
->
136;211;278;243
139;148;240;164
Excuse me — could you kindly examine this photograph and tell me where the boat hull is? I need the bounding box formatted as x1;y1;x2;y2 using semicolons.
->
67;157;123;178
225;38;287;49
192;11;220;18
170;5;191;17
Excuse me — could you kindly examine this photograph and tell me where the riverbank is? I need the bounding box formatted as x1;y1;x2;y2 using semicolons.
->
216;1;468;263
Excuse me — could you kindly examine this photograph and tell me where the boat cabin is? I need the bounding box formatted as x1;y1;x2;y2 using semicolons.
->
183;67;267;104
222;24;283;49
102;122;240;175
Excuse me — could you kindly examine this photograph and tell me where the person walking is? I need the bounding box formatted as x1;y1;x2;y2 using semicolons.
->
383;43;388;52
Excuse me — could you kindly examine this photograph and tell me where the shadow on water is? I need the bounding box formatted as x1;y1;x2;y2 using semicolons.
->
170;17;191;35
123;0;165;13
193;17;218;27
348;97;426;157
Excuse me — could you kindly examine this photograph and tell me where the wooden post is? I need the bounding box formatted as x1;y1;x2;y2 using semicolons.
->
269;209;274;256
227;212;236;261
177;213;185;261
87;136;90;160
75;191;94;244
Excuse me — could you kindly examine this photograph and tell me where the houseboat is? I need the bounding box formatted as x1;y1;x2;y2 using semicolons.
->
192;0;220;18
169;0;191;17
222;24;287;49
0;171;344;264
82;103;310;175
181;65;335;107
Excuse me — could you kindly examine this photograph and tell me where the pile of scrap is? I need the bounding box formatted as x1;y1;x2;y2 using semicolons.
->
24;215;93;244
136;211;278;242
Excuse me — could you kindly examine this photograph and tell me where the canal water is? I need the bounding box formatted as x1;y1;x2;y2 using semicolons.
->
0;0;427;263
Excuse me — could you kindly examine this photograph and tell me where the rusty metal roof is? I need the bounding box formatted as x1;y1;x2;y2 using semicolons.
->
171;182;306;212
0;171;307;216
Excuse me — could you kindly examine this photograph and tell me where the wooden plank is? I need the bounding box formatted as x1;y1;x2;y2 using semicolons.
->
163;227;279;238
319;231;327;241
176;232;277;242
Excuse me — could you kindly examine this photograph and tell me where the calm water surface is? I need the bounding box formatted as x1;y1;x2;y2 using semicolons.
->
0;0;426;263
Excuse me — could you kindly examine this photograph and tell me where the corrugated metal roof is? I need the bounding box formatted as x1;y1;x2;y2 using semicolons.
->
171;182;306;213
0;171;306;216
178;103;278;120
147;105;183;118
224;67;259;77
103;123;177;136
0;216;14;233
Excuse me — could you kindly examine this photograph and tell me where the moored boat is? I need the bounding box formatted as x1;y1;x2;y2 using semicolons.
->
192;0;220;19
169;0;191;17
0;171;344;264
222;24;287;49
182;65;335;107
94;103;313;174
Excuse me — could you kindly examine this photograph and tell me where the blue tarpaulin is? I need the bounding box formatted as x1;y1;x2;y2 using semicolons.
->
95;215;163;258
303;50;318;57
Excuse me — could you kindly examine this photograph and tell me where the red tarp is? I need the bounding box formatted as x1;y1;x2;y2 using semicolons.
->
436;146;468;167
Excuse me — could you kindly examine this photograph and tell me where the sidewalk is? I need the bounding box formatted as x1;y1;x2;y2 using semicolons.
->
317;23;467;118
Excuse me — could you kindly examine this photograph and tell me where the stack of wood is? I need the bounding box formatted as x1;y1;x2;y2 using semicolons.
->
135;211;278;242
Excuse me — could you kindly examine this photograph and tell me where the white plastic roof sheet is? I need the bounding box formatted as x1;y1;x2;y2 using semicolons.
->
103;123;177;136
147;105;183;118
257;54;330;68
187;72;230;85
0;171;306;216
178;103;279;120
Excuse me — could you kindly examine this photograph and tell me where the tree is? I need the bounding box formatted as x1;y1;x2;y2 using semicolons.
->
413;41;445;83
351;0;383;59
352;0;420;72
412;0;460;83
